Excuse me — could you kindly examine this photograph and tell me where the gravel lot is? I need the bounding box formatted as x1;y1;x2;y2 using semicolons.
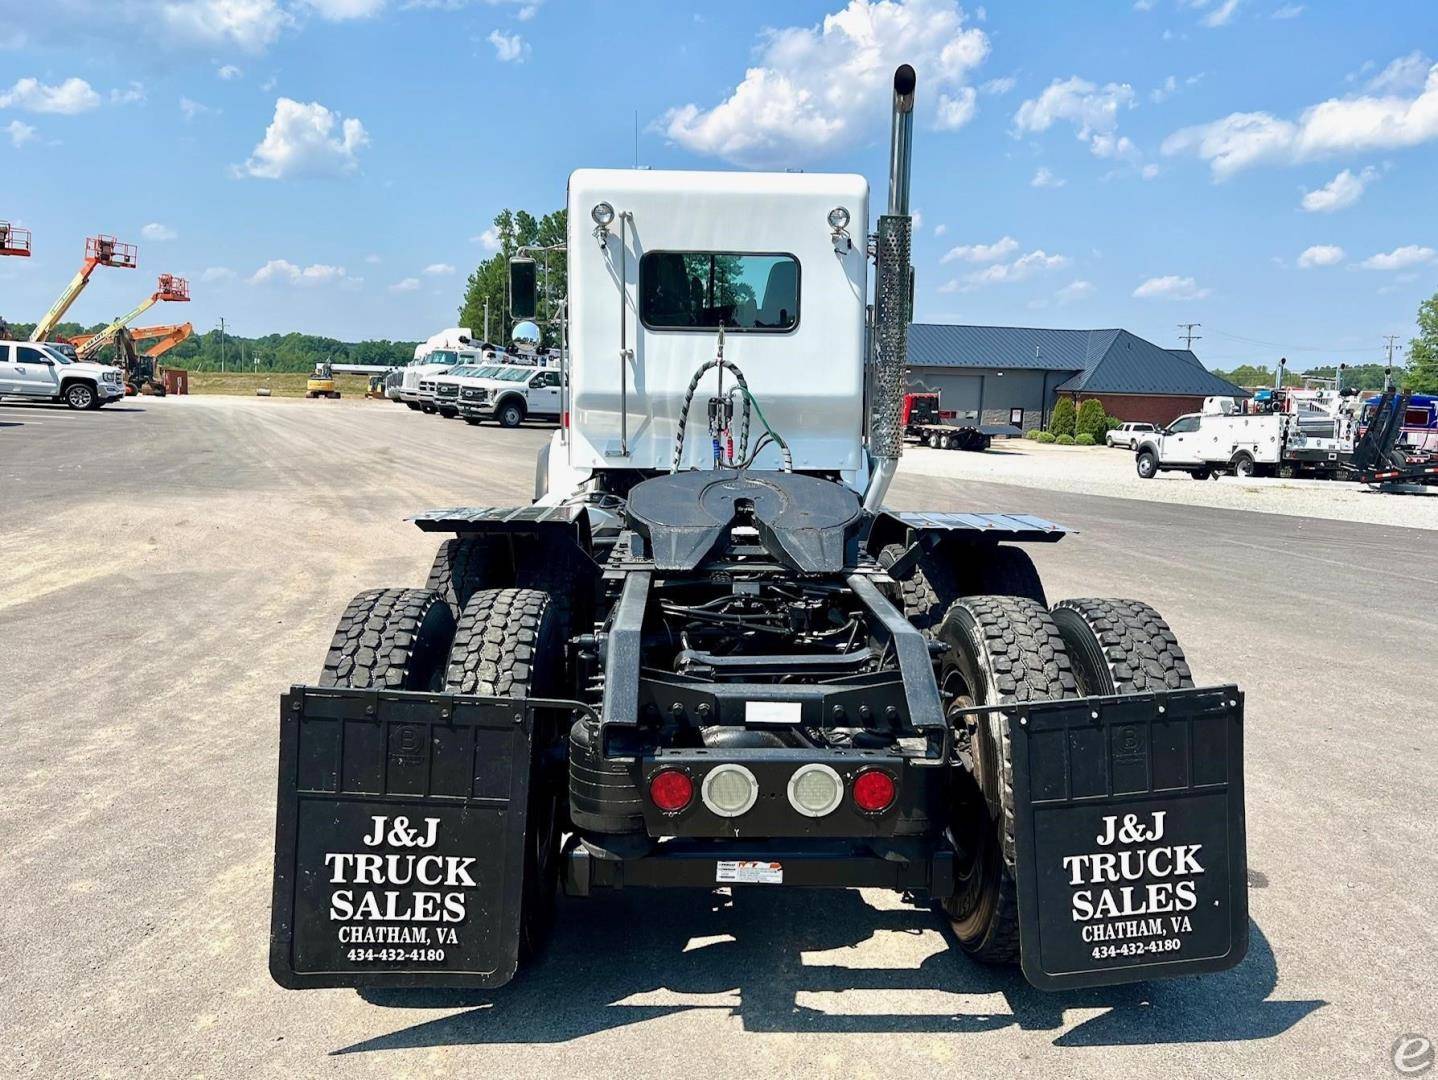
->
905;439;1438;531
3;395;1435;1079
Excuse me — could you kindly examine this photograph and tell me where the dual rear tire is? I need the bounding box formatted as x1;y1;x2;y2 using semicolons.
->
935;592;1194;965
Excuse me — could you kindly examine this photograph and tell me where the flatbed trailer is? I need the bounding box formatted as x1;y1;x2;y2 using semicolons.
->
902;392;1012;450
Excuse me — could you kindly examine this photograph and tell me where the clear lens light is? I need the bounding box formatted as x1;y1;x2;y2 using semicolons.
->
788;764;843;817
702;765;759;817
827;206;850;229
591;202;615;226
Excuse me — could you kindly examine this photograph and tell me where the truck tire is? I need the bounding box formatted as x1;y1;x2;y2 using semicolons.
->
405;401;422;411
879;543;1047;632
497;399;526;428
318;588;455;690
937;597;1078;964
1050;598;1194;695
1136;450;1158;479
425;536;502;620
1192;468;1212;480
445;588;564;959
1232;452;1257;479
63;381;98;410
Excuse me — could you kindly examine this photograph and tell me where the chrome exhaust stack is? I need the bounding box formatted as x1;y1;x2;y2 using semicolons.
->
863;64;916;514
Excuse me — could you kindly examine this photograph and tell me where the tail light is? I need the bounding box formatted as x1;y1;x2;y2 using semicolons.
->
852;768;897;813
648;768;694;813
700;764;759;818
787;763;843;817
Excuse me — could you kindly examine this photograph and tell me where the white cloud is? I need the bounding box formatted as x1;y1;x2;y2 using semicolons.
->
981;75;1016;95
933;223;947;237
1141;162;1160;179
1201;0;1240;28
1300;166;1376;212
1133;0;1156;9
249;259;348;285
661;0;989;167
910;210;924;230
1360;245;1435;271
1367;51;1431;94
0;76;101;114
218;64;243;80
517;4;539;20
1271;3;1303;18
200;266;235;282
1163;57;1438;179
162;0;294;52
1056;280;1095;303
141;222;178;241
1296;244;1344;268
941;235;1018;264
1133;274;1211;300
1014;76;1137;159
304;0;387;16
1030;166;1066;188
110;81;146;105
238;97;369;179
5;119;37;147
423;262;455;276
935;86;978;131
179;96;215;120
968;249;1069;284
488;29;529;62
471;226;501;251
389;277;421;293
364;253;382;264
1151;75;1178;104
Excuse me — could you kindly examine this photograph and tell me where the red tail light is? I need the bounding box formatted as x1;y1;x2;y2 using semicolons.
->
649;768;694;813
852;768;896;813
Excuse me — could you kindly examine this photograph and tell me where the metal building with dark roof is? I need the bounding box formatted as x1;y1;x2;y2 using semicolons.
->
906;324;1248;430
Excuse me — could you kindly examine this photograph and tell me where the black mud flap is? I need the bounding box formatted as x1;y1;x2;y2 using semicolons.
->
269;686;569;990
1008;686;1247;990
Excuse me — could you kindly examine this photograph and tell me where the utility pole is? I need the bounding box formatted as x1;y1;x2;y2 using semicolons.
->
1178;322;1202;350
1383;334;1400;391
218;316;227;373
484;298;490;343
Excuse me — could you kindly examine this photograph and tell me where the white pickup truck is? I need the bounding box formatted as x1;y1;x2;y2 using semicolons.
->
456;365;563;428
0;340;125;408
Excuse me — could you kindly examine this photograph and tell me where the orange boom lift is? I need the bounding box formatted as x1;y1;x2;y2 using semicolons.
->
29;234;137;343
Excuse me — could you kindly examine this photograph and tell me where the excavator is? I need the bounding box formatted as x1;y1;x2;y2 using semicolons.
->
305;360;340;399
69;274;189;361
29;235;138;343
112;322;194;396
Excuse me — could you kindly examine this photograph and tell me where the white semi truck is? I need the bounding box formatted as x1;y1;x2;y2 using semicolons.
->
270;66;1248;997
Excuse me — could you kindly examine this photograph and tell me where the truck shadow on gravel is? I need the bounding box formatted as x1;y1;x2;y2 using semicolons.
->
338;889;1320;1053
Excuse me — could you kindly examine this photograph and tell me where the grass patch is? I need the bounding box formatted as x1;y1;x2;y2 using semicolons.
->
183;371;376;398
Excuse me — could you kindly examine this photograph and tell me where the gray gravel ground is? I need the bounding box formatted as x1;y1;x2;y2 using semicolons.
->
2;395;1434;1079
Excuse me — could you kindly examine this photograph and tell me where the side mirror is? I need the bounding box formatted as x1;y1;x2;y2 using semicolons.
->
508;257;538;320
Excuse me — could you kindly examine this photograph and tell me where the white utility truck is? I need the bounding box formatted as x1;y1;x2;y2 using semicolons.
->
0;339;125;408
398;328;483;411
455;364;563;427
270;66;1248;997
1135;395;1356;480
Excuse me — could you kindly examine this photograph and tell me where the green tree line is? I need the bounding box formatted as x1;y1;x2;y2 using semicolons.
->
0;319;417;372
458;208;567;347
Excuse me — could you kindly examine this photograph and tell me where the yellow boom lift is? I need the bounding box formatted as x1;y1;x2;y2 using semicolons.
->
70;274;189;360
29;234;137;343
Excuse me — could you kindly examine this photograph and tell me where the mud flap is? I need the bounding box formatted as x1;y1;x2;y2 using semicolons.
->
269;686;548;989
1008;686;1247;990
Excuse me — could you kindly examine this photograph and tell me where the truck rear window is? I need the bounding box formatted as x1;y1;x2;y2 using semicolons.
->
639;252;799;332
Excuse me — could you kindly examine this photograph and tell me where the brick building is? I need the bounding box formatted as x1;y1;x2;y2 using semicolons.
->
905;324;1248;430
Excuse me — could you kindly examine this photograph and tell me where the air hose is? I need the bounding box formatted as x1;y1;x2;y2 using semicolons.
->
671;358;792;473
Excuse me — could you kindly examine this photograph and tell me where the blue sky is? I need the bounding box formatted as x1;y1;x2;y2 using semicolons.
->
2;0;1435;370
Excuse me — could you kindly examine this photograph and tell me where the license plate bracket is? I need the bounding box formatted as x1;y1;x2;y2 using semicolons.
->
269;686;546;989
1008;686;1248;990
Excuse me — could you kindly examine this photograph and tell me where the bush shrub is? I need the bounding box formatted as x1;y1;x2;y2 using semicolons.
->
1035;431;1057;444
1074;433;1096;446
1055;433;1075;445
1075;399;1109;440
1024;429;1041;440
1048;397;1076;437
1104;414;1122;436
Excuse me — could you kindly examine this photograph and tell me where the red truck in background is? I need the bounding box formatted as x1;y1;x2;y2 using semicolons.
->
902;391;1017;451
